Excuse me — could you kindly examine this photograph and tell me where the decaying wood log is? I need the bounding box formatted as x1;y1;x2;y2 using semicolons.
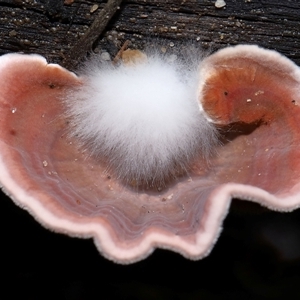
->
0;0;299;69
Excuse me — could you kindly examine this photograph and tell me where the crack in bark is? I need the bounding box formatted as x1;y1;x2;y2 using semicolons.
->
62;0;123;70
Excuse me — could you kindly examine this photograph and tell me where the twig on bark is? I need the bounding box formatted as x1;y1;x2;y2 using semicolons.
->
63;0;123;70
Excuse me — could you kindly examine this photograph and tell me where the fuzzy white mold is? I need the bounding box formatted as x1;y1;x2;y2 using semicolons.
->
65;52;218;186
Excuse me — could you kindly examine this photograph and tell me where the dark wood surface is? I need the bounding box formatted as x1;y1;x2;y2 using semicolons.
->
0;0;299;68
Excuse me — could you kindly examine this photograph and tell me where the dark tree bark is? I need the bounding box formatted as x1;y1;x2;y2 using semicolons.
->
0;0;299;68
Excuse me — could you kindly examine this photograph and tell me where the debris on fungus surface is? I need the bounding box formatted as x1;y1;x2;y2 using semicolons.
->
1;45;300;263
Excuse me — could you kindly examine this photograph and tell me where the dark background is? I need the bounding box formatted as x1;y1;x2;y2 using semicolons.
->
3;192;300;299
1;1;300;299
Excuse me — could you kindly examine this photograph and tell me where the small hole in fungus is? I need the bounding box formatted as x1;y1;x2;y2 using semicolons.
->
224;91;228;96
9;129;16;136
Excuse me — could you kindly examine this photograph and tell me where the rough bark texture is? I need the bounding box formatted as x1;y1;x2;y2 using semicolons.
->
0;0;299;69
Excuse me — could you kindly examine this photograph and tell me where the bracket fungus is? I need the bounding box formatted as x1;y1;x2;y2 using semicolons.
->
1;45;300;263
